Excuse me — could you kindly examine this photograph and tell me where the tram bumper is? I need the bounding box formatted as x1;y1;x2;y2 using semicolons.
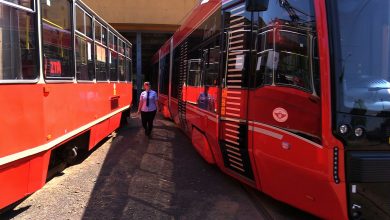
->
346;152;390;219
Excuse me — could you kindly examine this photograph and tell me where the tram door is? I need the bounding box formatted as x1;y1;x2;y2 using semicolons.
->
218;2;254;180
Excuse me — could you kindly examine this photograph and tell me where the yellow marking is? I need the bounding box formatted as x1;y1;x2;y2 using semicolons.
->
42;18;64;30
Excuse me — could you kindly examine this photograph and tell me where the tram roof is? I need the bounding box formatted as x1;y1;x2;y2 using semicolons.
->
152;0;221;63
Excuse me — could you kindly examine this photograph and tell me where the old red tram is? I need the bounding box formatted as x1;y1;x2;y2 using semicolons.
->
152;0;390;219
0;0;132;210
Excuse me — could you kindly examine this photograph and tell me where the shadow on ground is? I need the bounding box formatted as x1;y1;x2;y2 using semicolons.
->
81;115;318;220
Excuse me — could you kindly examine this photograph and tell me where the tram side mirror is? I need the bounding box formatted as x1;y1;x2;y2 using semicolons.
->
245;0;269;12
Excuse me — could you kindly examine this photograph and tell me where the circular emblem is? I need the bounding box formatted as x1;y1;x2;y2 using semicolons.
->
273;108;288;123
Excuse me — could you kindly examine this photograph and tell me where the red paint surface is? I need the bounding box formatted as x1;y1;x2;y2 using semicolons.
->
153;0;348;219
0;82;132;209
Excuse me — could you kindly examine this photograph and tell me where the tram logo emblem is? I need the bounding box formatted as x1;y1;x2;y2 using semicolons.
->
273;108;288;123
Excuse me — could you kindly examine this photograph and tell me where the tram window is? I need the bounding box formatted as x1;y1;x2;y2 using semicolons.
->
313;38;320;95
42;0;73;79
119;55;125;81
274;31;311;92
3;0;33;9
204;45;220;86
159;55;170;95
85;14;92;38
96;44;107;81
76;36;94;81
259;31;273;52
126;58;132;81
76;6;84;33
171;49;180;98
102;27;107;45
0;3;38;81
255;51;274;87
109;51;118;81
95;21;102;42
113;36;118;51
118;40;124;55
187;59;202;86
126;45;131;57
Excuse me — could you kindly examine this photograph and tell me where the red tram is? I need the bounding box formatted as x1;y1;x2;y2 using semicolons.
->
0;0;132;210
152;0;390;219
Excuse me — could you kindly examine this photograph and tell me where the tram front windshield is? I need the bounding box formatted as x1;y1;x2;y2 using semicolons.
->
335;0;390;115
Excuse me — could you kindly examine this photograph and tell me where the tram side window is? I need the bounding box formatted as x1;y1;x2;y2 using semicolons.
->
4;0;33;9
119;55;125;81
108;32;118;81
95;21;102;43
96;44;107;81
159;55;170;95
95;23;107;81
126;58;132;82
203;38;220;86
171;48;180;98
75;6;94;81
0;3;38;80
187;59;202;86
42;0;73;79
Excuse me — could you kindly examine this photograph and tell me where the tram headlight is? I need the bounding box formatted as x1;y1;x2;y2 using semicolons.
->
354;127;364;137
339;124;349;134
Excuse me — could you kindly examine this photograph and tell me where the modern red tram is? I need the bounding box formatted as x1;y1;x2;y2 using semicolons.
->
152;0;390;219
0;0;133;210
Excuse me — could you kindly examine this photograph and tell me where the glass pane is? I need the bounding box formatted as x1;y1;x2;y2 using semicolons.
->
86;14;92;38
108;32;114;49
75;6;84;33
76;36;94;80
126;58;132;81
119;55;125;81
109;51;118;81
42;0;73;78
336;0;390;113
113;35;117;51
0;4;37;80
4;0;33;9
94;21;101;42
275;52;311;91
96;44;107;81
101;27;107;45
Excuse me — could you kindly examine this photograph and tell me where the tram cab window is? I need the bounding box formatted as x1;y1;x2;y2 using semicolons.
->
42;0;73;79
274;31;311;92
256;31;274;87
0;2;38;81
